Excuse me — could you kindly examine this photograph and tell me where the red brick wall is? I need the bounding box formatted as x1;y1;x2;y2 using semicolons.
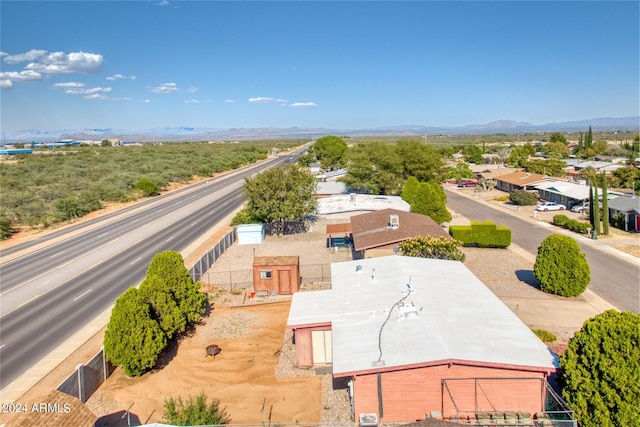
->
352;363;547;422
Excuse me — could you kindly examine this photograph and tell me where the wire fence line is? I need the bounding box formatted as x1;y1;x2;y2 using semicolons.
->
199;263;334;289
189;228;237;283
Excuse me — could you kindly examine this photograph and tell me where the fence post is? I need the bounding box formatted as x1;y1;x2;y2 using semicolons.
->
77;364;85;403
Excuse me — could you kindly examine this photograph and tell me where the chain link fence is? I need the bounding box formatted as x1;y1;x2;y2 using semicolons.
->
199;263;333;289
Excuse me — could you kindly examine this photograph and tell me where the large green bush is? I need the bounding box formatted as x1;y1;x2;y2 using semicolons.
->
509;189;538;206
533;234;590;297
553;215;590;234
560;310;640;427
449;221;511;248
104;288;167;377
399;236;465;261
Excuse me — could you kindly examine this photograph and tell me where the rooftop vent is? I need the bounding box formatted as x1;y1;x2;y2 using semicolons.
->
389;214;399;229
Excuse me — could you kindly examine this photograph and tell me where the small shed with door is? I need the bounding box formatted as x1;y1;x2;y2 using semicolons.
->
252;255;300;295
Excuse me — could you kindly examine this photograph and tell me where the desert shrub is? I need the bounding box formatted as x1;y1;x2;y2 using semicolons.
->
0;216;14;240
163;391;230;426
449;221;511;248
533;234;590;297
509;189;538;206
494;195;510;202
560;310;640;427
532;328;557;343
133;177;160;196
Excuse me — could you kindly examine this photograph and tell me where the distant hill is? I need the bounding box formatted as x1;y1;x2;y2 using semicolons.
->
4;116;638;143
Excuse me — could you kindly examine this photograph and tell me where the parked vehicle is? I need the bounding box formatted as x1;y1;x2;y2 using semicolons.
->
570;204;586;213
535;201;566;211
457;179;478;188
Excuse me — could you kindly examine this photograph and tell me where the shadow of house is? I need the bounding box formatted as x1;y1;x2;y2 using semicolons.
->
95;410;142;427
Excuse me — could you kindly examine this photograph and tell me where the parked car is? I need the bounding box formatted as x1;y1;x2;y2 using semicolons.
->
570;204;586;213
535;201;567;211
457;179;478;188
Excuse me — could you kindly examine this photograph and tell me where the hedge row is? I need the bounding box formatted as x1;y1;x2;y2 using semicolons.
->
449;221;511;248
553;215;590;234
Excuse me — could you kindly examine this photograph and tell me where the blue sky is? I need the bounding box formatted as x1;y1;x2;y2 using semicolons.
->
1;1;638;134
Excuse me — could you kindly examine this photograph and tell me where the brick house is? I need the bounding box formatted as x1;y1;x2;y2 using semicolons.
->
287;256;561;422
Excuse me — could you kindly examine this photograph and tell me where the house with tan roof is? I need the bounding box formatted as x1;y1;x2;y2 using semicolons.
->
350;208;450;258
494;171;549;193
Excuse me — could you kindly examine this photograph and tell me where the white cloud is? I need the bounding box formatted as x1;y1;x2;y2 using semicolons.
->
290;102;317;108
224;99;235;103
187;86;198;93
185;99;199;104
151;82;179;93
1;80;13;89
248;97;288;104
0;52;8;58
25;51;104;74
52;82;85;89
155;0;169;5
107;73;136;81
3;49;48;64
0;70;42;82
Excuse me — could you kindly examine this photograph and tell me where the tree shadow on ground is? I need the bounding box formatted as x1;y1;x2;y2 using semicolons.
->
95;409;141;427
515;269;542;290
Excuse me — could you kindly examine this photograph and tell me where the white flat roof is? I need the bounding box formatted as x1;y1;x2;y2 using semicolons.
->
288;256;557;376
316;194;410;216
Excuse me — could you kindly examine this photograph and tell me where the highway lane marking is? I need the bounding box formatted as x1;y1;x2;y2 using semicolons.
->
0;344;5;350
166;236;175;242
50;250;65;257
130;257;142;265
73;289;92;302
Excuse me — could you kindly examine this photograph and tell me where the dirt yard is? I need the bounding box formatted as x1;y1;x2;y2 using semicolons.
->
87;300;322;426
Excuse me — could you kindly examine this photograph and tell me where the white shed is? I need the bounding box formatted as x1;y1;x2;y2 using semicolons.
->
237;224;265;245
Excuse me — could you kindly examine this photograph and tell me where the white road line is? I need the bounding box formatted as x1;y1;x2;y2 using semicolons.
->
73;289;92;302
130;257;142;265
166;236;175;242
50;251;65;257
0;344;5;350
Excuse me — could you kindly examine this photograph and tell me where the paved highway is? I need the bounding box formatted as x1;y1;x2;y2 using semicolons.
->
0;151;304;389
445;188;640;314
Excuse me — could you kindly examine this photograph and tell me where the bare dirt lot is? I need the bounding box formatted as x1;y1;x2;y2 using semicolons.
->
88;300;323;426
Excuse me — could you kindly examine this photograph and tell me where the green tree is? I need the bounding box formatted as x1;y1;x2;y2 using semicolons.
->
396;140;443;181
241;164;317;235
146;251;207;324
560;310;640;427
163;392;231;426
309;135;348;169
399;235;465;261
410;182;451;224
600;173;609;236
524;159;566;177
139;275;187;340
591;183;601;235
506;145;533;167
104;287;167;377
548;132;567;145
544;141;570;159
611;166;640;193
101;139;111;147
401;176;420;205
533;234;590;297
462;145;483;164
585;126;593;148
443;163;475;183
592;140;608;155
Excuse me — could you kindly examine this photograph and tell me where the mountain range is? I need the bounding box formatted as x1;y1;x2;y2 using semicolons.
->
4;116;639;143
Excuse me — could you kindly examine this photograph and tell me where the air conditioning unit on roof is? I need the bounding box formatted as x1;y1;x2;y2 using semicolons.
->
359;413;379;427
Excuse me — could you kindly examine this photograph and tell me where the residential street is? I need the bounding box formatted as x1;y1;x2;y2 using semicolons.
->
445;186;640;314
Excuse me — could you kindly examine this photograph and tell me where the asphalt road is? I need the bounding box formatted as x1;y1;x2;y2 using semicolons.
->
0;150;304;389
445;188;640;314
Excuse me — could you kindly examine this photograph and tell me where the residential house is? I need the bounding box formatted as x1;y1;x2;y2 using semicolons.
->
350;208;450;258
316;194;411;219
607;195;640;232
494;171;548;193
534;181;590;209
287;256;563;423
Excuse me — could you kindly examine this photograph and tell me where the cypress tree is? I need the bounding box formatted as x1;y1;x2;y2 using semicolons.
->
593;184;601;235
578;132;583;151
586;126;593;149
601;173;610;235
